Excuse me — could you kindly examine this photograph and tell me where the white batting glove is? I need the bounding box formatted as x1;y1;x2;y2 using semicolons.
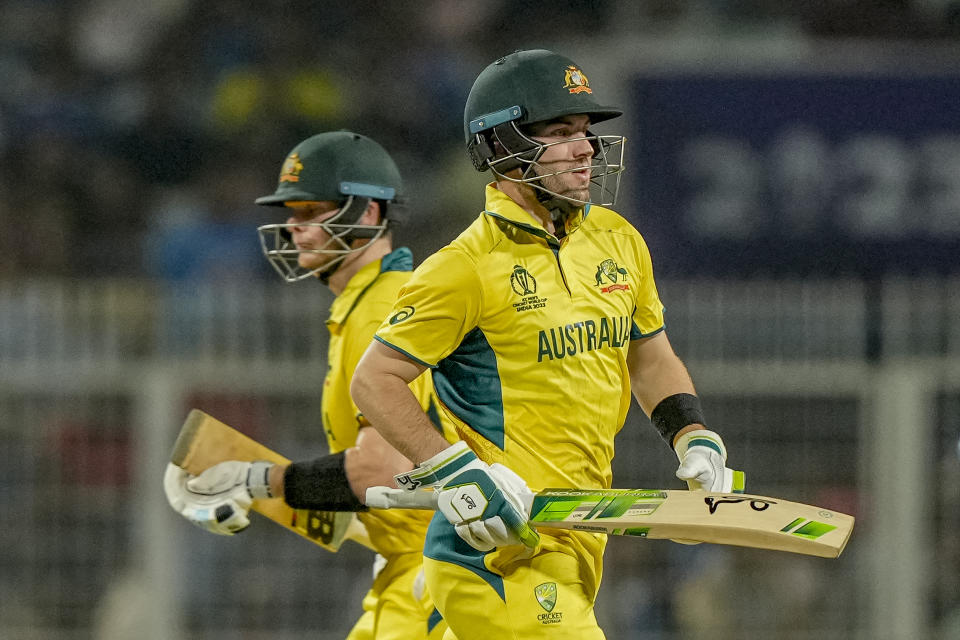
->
395;442;539;552
163;460;274;535
674;429;745;493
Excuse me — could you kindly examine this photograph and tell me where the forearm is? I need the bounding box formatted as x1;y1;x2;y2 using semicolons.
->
352;368;449;464
351;341;450;464
264;426;413;509
629;342;697;417
628;333;707;447
628;334;742;492
637;366;706;448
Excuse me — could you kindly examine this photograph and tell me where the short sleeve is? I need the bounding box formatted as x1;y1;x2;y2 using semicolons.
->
631;233;665;338
374;248;483;367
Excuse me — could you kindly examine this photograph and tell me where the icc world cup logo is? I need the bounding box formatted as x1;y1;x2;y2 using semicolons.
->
510;265;537;296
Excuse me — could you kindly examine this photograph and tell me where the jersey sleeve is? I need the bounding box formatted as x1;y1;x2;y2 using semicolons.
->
374;248;482;367
631;232;666;338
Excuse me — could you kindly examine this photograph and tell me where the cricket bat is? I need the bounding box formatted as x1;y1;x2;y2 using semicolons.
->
170;409;368;552
365;485;854;558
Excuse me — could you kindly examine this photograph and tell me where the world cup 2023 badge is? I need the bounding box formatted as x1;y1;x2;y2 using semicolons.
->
511;265;537;296
511;265;548;313
535;582;562;625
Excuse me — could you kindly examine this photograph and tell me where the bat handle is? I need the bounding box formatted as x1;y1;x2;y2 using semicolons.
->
366;485;535;515
365;486;438;510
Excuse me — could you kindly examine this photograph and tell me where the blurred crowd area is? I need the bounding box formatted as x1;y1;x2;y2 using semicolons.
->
2;0;960;280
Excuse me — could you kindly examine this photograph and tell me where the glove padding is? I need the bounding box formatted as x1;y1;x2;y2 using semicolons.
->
395;442;539;551
163;460;274;535
674;429;745;493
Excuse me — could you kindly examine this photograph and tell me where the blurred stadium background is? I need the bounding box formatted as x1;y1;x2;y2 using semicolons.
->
1;1;959;638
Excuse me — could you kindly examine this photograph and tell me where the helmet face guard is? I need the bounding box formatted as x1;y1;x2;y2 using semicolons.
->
257;194;389;283
255;131;403;283
482;119;625;208
463;50;627;208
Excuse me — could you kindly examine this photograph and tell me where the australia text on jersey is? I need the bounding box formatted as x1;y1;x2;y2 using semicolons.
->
536;315;632;362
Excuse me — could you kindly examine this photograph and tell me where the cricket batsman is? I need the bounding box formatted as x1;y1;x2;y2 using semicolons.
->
351;50;743;639
164;131;455;639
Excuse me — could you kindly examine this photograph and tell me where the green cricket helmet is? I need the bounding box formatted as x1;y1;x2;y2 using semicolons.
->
464;49;626;209
255;131;403;282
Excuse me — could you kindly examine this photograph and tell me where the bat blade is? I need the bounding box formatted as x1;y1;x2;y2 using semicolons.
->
170;409;360;552
529;489;854;558
365;485;854;558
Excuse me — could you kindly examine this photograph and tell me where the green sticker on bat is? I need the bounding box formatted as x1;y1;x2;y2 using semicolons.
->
781;518;837;539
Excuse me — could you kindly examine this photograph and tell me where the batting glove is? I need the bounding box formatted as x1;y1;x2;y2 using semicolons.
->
395;441;540;551
163;460;274;535
674;429;745;493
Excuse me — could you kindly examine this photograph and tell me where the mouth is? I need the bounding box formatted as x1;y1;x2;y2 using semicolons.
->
570;168;591;185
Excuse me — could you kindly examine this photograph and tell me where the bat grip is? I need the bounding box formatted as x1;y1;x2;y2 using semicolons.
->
365;486;438;510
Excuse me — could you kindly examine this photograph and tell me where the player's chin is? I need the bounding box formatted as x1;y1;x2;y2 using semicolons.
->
298;255;329;271
559;186;591;203
560;175;590;195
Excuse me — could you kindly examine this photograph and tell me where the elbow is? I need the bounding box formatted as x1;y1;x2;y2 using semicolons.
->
350;362;373;410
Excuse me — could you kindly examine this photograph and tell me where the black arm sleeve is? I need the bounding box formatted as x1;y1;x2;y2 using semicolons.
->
650;393;706;448
282;451;369;512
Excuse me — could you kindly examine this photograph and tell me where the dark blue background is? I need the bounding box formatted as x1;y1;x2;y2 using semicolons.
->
630;74;960;277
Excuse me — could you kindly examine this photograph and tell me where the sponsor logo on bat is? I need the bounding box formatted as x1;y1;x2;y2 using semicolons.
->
571;524;611;533
704;495;776;515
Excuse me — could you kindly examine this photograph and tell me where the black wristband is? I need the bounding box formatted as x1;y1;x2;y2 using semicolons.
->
650;393;706;447
283;451;368;512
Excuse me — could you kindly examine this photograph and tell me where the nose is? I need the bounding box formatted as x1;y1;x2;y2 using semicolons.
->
286;215;305;231
569;135;594;160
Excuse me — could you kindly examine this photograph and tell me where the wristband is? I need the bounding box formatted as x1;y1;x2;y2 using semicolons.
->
651;393;706;447
283;452;368;512
394;441;476;490
246;460;275;499
673;428;727;460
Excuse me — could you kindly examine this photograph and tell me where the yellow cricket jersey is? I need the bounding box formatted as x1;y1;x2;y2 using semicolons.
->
323;247;455;557
374;185;665;597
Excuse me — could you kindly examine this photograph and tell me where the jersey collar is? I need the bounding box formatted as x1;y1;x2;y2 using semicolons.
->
327;247;413;329
482;183;588;247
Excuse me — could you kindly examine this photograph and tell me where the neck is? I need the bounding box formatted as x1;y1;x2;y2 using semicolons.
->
495;178;557;234
326;237;393;295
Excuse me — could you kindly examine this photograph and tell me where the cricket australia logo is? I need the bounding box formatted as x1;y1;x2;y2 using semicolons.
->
595;259;630;293
535;582;562;624
535;582;556;611
279;152;304;183
510;265;537;296
562;65;592;94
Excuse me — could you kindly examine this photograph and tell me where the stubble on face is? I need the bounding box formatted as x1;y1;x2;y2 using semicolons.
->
531;160;592;203
523;115;594;204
